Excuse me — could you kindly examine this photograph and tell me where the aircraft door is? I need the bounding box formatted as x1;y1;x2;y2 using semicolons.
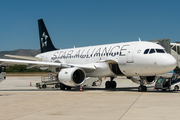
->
126;44;137;63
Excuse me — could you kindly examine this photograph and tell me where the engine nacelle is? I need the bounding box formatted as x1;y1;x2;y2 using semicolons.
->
58;67;86;86
129;76;155;85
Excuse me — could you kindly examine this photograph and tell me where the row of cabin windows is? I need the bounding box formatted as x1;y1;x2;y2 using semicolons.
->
144;49;165;54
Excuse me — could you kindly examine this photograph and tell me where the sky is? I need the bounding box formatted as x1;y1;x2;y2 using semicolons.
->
0;0;180;51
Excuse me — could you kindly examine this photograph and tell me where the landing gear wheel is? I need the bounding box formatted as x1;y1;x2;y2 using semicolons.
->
105;81;111;88
60;83;66;90
105;81;117;89
138;77;148;92
138;86;142;92
143;86;147;91
111;81;117;88
138;86;147;92
66;86;72;90
174;85;179;91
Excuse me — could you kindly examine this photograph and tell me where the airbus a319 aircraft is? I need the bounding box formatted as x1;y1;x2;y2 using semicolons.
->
0;19;177;91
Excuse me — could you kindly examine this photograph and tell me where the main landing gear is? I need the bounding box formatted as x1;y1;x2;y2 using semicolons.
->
138;77;147;92
60;83;72;90
105;77;117;89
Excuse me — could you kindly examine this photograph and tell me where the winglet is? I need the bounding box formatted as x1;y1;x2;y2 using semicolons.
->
138;37;141;42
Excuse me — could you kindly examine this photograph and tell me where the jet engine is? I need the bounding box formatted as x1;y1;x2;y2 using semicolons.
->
58;67;86;86
129;76;156;85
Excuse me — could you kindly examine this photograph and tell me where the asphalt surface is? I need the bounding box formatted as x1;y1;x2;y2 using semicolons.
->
0;76;180;120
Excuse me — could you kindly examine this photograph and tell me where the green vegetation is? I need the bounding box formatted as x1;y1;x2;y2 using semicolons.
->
6;65;50;73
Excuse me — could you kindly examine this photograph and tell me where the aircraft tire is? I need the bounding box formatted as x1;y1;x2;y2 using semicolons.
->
138;86;142;92
138;86;147;92
143;86;147;91
111;81;117;88
66;86;72;90
105;81;111;88
60;83;65;90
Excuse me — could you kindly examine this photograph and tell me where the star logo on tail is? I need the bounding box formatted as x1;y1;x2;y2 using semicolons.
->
41;32;48;47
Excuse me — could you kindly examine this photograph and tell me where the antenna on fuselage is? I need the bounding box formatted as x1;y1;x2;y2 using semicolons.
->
73;45;75;48
138;37;141;42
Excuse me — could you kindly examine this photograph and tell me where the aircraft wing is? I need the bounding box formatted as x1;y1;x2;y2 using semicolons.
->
0;59;96;72
5;54;42;61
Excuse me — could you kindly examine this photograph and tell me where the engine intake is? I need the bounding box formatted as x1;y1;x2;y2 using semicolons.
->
58;67;86;86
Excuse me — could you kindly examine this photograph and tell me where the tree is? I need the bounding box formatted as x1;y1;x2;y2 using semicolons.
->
6;65;50;73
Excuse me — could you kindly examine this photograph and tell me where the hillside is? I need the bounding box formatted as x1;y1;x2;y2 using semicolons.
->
0;49;40;59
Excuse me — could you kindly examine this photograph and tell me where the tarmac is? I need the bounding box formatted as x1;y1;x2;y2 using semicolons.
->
0;76;180;120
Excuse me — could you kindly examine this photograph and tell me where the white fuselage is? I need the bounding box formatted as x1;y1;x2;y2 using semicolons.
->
36;41;177;77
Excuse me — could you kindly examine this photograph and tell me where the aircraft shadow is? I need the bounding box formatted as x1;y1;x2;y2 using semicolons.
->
0;86;178;93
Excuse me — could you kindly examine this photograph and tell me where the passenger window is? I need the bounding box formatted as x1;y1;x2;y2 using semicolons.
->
156;49;165;53
144;49;149;54
149;49;155;54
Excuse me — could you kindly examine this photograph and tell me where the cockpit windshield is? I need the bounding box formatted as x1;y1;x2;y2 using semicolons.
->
149;49;155;54
144;49;149;54
143;48;166;54
156;49;165;53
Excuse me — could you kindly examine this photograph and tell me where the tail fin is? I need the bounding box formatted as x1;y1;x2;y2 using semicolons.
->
38;19;57;53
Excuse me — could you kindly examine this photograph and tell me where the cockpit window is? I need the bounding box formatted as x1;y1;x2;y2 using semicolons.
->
156;49;165;53
149;49;155;54
144;48;166;54
144;49;149;54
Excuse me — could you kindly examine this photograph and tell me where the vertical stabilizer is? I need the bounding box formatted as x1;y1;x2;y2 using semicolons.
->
38;19;57;53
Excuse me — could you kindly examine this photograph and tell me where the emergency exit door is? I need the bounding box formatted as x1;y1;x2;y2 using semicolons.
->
126;44;137;63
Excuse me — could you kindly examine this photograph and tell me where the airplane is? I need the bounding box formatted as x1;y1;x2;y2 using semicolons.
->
0;19;177;91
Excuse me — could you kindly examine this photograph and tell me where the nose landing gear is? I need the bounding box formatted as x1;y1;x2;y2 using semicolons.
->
138;85;147;92
138;77;147;92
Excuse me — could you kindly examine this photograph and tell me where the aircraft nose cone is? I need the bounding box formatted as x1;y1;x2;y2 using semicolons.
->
163;54;177;71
